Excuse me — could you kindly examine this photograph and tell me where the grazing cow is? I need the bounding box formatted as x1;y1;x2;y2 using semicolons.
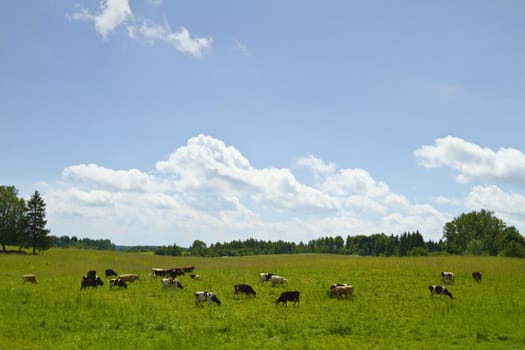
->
190;274;201;280
472;272;482;282
119;274;140;283
161;278;183;289
440;272;455;283
81;276;104;290
195;291;221;307
168;268;185;278
151;268;169;278
429;285;453;299
109;278;127;289
328;285;354;299
182;265;195;273
327;283;349;294
259;273;274;284
22;274;37;284
276;291;300;306
234;284;256;298
270;275;288;287
105;269;118;278
86;270;97;280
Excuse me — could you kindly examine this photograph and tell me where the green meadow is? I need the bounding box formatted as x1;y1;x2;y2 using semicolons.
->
1;249;524;349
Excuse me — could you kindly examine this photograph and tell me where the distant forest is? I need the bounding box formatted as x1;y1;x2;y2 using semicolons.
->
49;210;525;258
156;231;439;257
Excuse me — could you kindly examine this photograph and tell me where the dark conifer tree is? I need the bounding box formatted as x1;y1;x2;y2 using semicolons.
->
22;191;51;254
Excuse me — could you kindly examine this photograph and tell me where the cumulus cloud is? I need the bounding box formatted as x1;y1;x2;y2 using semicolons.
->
43;134;453;246
69;0;132;39
415;136;525;185
128;21;212;57
69;0;212;57
62;164;156;192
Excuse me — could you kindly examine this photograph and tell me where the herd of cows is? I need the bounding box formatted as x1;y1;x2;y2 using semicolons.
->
21;267;483;306
428;271;483;300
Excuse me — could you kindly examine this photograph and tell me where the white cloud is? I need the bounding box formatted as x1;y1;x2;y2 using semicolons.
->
465;185;525;215
62;164;155;192
414;136;525;185
43;135;452;246
69;1;212;57
233;39;253;56
128;21;213;57
69;0;132;39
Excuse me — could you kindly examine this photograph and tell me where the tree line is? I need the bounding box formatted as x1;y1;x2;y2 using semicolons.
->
2;184;525;257
50;235;115;250
155;231;440;257
0;186;51;254
156;210;525;258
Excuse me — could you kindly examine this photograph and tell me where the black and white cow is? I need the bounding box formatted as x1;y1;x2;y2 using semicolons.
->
195;291;221;306
109;278;127;289
472;272;482;282
429;285;453;299
105;269;118;278
276;291;300;306
259;273;274;283
81;276;104;290
190;274;201;280
161;278;183;289
440;271;455;283
234;284;256;298
168;268;185;278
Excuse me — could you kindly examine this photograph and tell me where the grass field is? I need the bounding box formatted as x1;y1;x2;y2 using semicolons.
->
1;249;524;349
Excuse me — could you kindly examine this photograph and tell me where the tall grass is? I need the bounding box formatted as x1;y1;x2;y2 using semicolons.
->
1;249;524;349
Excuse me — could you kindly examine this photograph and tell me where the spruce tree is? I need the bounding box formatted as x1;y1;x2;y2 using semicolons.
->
23;191;51;254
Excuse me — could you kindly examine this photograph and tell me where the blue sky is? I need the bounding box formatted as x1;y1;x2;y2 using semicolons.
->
1;1;524;246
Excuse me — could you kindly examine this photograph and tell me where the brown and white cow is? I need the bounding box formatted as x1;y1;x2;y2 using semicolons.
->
328;285;354;299
119;274;140;283
151;268;169;278
22;274;37;284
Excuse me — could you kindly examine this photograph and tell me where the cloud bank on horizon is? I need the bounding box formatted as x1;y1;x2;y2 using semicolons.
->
41;135;525;246
68;0;212;57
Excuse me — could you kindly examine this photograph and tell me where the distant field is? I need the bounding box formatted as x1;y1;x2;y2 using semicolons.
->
1;249;524;349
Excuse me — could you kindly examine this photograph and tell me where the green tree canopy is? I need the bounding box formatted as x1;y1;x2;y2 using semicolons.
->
0;186;26;251
443;209;525;256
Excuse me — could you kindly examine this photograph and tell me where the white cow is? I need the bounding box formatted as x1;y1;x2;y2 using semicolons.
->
270;275;288;287
194;291;221;306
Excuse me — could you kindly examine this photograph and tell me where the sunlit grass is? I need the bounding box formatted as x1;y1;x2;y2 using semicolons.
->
1;249;524;349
